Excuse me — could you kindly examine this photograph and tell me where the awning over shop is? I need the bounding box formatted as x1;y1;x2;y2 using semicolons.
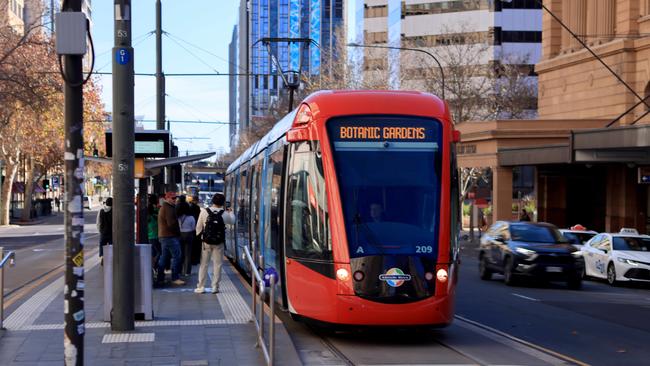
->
497;124;650;166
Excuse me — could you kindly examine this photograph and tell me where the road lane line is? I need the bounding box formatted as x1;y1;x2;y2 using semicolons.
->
512;293;539;301
455;315;589;366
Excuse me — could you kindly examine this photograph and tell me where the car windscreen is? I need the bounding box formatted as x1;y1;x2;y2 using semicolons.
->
613;237;650;251
562;232;595;244
510;224;564;243
327;115;442;258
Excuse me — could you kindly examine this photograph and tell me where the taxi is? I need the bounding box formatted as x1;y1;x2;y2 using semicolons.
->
582;228;650;285
559;224;598;251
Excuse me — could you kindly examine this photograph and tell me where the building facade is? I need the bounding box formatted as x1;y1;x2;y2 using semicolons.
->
229;25;239;148
457;0;650;235
234;0;344;141
360;0;543;85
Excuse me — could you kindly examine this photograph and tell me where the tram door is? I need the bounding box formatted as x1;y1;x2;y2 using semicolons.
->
284;142;333;317
236;166;250;270
264;147;287;308
250;160;263;268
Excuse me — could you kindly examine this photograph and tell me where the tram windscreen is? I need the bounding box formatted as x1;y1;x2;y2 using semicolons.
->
327;116;442;258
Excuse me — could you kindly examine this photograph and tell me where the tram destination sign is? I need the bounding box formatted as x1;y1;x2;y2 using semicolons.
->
329;118;439;143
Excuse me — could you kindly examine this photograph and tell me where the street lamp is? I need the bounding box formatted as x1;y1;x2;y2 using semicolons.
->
347;42;445;100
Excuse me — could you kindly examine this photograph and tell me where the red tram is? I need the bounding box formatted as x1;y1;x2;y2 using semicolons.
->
224;90;460;326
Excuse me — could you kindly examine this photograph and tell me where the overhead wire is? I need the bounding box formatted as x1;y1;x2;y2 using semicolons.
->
163;32;220;73
164;31;246;73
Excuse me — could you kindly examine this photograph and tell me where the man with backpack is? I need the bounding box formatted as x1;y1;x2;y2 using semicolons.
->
194;193;235;294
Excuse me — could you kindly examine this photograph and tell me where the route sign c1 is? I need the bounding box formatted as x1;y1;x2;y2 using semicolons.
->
115;48;130;65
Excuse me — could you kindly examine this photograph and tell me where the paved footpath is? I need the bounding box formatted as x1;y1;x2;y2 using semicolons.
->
0;252;301;366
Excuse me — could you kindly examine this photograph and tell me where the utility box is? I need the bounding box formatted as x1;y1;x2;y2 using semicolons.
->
103;244;153;322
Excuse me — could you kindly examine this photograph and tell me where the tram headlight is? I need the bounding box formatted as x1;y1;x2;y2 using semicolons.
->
436;269;448;283
336;268;350;281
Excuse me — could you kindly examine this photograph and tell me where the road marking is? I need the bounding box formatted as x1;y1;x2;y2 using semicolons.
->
512;293;539;301
455;315;589;366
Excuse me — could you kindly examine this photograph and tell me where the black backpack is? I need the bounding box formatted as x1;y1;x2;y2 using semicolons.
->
202;208;225;245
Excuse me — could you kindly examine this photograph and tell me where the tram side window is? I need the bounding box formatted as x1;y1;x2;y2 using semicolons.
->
285;141;332;261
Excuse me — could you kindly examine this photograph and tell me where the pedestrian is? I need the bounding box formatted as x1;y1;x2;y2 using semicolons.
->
520;209;531;222
55;196;61;212
147;194;161;272
96;197;113;265
177;201;196;277
188;195;202;265
194;193;235;294
189;195;201;221
157;191;185;286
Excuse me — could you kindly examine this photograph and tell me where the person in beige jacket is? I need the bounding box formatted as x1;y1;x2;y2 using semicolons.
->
194;193;235;294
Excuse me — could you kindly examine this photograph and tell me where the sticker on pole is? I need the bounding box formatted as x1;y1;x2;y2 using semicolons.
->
72;251;84;267
115;48;130;65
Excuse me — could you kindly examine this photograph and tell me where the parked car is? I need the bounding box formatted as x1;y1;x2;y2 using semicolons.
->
560;225;598;251
582;228;650;285
479;221;583;289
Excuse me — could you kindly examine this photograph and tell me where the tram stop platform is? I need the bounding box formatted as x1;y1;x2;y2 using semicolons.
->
0;252;302;366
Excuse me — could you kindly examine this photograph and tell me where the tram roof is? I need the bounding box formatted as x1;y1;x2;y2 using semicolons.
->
226;90;446;174
227;109;297;174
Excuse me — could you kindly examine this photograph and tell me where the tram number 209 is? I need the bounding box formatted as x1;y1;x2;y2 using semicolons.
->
415;246;433;254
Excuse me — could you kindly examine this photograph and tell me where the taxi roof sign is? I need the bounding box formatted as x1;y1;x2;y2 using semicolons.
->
619;228;639;235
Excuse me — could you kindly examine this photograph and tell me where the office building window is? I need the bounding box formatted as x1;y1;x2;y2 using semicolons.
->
364;5;388;18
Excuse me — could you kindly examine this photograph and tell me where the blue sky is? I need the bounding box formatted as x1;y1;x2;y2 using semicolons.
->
92;1;239;158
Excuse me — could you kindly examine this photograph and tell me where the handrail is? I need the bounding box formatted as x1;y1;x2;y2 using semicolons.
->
1;247;17;330
243;245;276;366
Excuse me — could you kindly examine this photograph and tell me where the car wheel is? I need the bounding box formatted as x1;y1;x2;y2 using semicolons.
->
504;257;517;286
607;263;617;286
479;255;492;280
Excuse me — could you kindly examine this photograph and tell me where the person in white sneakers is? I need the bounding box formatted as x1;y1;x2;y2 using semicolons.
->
194;193;235;294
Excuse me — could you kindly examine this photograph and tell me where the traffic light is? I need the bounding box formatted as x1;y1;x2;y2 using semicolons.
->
43;179;50;190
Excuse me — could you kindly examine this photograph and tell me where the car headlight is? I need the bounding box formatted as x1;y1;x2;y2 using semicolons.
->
571;251;583;258
515;247;537;257
617;257;640;266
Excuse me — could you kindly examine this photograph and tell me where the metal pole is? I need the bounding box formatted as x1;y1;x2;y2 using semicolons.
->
251;261;257;324
269;275;276;366
1;247;4;330
156;0;165;130
154;0;166;194
112;0;135;331
61;1;85;363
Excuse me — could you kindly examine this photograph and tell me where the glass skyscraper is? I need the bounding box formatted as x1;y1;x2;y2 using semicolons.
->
245;0;344;119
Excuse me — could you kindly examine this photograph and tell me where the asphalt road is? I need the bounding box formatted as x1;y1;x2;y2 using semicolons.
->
0;212;99;296
457;241;650;366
